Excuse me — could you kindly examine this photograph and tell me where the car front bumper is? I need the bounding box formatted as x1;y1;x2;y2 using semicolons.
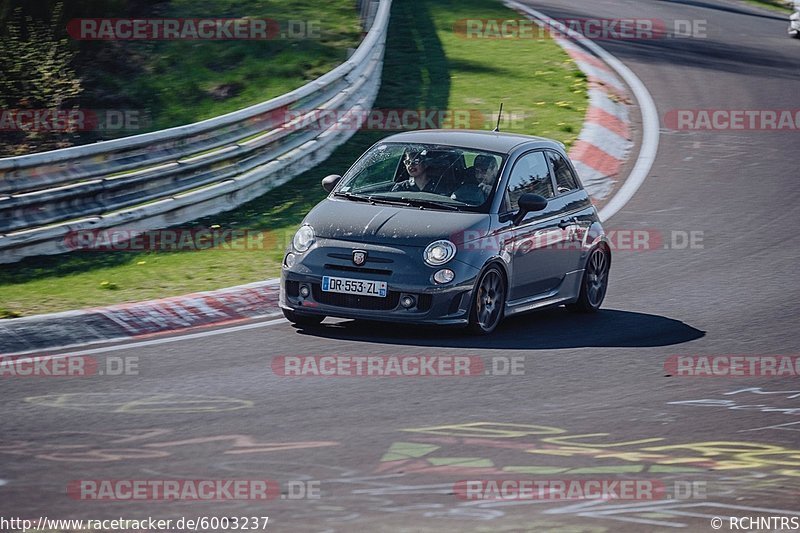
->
280;238;480;325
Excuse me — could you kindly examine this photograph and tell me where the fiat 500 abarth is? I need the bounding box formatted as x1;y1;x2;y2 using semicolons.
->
280;130;611;335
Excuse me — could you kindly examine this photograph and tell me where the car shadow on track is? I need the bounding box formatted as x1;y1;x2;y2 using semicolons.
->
289;308;705;350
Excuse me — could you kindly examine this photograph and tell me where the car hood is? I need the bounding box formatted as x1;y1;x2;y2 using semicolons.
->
305;198;491;247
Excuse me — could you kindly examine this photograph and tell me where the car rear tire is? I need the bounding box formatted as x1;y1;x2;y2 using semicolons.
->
467;266;506;335
282;308;325;326
567;246;610;314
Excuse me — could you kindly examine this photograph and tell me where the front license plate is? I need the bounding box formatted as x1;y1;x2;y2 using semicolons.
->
322;276;387;297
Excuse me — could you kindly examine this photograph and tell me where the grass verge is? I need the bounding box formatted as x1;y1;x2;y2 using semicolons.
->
0;0;589;317
741;0;792;13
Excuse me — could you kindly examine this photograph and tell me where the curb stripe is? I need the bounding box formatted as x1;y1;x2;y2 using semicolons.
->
589;88;629;122
570;141;623;176
576;123;632;161
586;107;630;138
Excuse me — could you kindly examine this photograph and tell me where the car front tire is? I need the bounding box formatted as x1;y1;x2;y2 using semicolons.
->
567;246;610;313
467;265;507;335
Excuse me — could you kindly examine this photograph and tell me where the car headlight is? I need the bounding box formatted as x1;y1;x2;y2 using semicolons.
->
292;225;315;252
424;240;456;266
433;268;455;284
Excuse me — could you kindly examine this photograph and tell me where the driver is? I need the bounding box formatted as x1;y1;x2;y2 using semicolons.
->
392;150;439;193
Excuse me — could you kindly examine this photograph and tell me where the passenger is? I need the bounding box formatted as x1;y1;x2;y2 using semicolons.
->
451;154;499;203
473;154;499;197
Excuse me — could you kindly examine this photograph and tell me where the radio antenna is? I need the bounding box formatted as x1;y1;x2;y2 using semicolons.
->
493;102;504;132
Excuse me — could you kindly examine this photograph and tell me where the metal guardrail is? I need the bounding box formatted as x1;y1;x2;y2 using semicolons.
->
0;0;390;263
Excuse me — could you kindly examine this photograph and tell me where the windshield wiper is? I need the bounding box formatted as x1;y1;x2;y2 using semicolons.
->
333;192;374;203
334;192;414;208
398;197;460;211
363;196;413;207
338;192;458;211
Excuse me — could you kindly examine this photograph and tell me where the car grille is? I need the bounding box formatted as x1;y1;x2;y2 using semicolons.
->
312;284;400;311
327;252;393;264
323;264;392;276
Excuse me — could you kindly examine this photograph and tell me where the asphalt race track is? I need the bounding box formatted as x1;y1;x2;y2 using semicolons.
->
2;1;800;531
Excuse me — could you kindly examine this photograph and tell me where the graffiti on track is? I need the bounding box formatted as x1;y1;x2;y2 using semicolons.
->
0;428;338;462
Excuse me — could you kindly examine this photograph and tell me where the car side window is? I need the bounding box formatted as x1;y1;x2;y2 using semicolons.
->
547;150;580;194
503;151;554;212
357;156;401;189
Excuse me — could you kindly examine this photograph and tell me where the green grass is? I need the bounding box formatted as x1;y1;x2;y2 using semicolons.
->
0;0;588;317
741;0;792;13
0;0;362;155
127;0;363;130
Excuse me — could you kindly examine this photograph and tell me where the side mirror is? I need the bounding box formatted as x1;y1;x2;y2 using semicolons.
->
322;174;342;193
513;193;548;225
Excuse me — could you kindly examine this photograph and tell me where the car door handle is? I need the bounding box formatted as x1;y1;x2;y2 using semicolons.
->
558;217;577;229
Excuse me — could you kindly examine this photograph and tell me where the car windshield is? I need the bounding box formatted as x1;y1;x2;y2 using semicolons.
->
335;142;505;212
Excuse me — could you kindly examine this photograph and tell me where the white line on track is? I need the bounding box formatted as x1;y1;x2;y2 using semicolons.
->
3;316;286;361
504;0;661;222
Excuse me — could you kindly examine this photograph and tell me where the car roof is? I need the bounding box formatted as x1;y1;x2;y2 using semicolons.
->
380;129;563;154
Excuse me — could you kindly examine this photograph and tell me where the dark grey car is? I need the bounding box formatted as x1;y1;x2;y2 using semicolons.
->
280;130;611;334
